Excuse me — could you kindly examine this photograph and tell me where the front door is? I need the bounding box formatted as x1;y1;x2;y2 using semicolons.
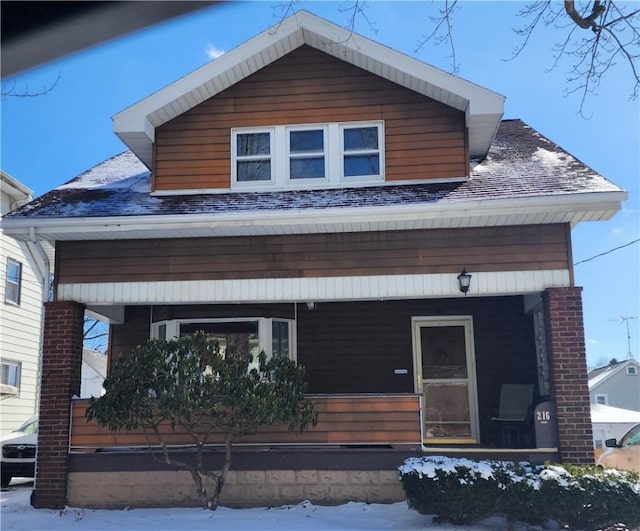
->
412;317;479;444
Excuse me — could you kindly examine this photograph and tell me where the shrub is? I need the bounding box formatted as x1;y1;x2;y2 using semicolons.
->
399;456;640;530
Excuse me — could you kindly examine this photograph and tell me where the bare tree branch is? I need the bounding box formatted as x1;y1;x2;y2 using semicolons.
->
416;0;460;73
1;73;60;99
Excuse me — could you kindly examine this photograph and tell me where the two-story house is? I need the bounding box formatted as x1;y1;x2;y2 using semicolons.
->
1;12;627;509
0;172;50;436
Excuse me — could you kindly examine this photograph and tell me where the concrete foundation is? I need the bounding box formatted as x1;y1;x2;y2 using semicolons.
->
67;469;405;508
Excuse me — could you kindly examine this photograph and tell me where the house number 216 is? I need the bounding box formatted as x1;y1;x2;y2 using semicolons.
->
536;410;551;421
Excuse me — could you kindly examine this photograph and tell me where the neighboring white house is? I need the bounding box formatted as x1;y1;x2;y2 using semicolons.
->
0;172;45;436
588;358;640;411
1;172;107;436
591;403;640;451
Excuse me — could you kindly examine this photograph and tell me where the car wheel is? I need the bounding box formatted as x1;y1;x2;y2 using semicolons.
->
1;472;11;488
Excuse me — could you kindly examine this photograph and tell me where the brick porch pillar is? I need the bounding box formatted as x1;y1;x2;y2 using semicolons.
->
543;287;593;464
31;301;85;509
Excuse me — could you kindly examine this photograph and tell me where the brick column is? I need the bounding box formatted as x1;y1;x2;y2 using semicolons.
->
31;301;85;509
543;287;593;464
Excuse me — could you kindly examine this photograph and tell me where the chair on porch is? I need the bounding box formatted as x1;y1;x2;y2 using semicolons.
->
490;384;534;448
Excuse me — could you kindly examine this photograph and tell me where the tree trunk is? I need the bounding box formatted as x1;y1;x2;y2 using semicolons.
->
209;434;233;510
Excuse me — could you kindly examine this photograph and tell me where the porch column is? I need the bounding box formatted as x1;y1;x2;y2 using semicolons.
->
31;301;85;509
543;287;593;464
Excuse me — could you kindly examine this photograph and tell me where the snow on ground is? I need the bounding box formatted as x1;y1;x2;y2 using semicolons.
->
1;480;556;531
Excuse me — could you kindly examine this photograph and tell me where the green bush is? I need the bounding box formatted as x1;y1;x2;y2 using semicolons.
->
399;457;640;530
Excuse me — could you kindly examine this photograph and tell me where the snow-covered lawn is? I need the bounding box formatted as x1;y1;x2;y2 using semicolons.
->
1;480;556;530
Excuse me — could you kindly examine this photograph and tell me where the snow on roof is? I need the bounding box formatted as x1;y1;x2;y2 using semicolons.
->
589;359;639;390
5;120;624;223
591;403;640;424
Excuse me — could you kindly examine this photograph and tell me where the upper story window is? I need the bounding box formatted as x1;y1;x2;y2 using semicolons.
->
4;258;22;305
595;394;607;405
235;130;273;182
232;121;383;189
627;365;638;375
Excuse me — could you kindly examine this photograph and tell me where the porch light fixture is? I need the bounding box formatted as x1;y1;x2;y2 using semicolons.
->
457;268;472;295
306;301;316;310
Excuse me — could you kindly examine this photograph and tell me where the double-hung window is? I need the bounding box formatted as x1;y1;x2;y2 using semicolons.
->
234;130;273;182
341;124;382;179
5;258;22;305
288;127;326;181
232;121;383;188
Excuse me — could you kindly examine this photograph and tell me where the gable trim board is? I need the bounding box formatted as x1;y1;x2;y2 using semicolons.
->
2;190;625;243
56;269;571;305
113;11;504;166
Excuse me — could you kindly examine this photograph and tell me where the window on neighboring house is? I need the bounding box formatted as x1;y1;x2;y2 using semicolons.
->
5;258;22;305
595;394;608;405
151;317;296;366
627;365;638;375
1;359;21;394
232;121;384;188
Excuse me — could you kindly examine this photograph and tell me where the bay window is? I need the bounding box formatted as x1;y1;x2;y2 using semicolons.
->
151;317;295;363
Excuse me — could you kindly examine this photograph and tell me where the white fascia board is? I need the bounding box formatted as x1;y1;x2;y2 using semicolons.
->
113;10;504;164
57;269;572;305
1;190;626;241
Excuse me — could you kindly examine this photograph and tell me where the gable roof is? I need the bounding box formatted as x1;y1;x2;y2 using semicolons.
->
589;358;640;390
113;10;505;166
1;171;33;212
2;120;626;242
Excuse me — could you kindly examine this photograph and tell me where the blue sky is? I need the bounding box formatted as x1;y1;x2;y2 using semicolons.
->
1;1;638;368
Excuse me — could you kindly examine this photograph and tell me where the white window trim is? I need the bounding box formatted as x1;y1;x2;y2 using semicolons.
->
231;121;384;190
626;365;638;375
595;393;608;405
5;258;22;305
150;317;296;362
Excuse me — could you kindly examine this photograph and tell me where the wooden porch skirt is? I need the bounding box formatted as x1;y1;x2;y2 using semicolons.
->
70;394;421;450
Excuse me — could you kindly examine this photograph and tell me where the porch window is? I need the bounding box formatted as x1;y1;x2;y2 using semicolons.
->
4;258;22;305
151;317;295;363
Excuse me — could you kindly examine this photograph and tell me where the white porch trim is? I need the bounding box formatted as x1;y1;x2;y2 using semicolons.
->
57;269;571;305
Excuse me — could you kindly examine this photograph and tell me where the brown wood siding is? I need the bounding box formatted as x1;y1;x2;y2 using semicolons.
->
153;45;467;191
55;224;571;285
70;395;421;449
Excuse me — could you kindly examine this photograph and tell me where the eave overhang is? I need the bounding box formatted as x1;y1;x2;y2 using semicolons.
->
1;190;626;243
113;10;504;165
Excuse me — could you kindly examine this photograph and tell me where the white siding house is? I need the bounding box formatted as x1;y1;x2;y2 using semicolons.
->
588;359;640;412
0;172;46;435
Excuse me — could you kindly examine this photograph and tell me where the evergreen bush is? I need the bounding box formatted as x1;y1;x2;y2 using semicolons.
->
399;456;640;530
